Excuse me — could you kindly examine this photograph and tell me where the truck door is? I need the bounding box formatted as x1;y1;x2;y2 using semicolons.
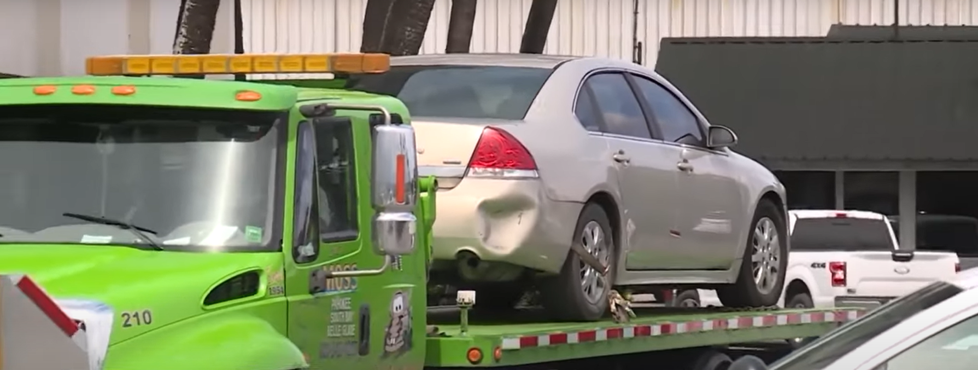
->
286;115;426;370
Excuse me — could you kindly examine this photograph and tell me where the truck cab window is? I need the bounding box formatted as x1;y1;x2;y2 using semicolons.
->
314;119;359;241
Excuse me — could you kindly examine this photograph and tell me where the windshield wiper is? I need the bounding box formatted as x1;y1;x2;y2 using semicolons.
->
61;212;164;251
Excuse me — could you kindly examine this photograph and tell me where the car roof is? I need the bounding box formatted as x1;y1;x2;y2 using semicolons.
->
789;209;887;220
389;53;580;69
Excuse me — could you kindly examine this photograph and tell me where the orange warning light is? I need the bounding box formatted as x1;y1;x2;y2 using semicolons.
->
235;90;262;102
33;85;57;95
71;85;96;95
111;85;136;96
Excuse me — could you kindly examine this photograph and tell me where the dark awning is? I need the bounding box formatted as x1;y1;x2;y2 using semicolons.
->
827;24;978;40
655;37;978;164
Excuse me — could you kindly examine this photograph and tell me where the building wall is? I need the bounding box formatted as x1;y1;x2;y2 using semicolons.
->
0;0;236;77
4;0;978;77
241;0;978;66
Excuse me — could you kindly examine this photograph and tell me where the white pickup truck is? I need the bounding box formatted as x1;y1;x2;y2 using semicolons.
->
700;209;960;311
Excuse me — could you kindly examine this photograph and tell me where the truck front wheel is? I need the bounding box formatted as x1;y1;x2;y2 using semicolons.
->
540;203;615;321
689;350;733;370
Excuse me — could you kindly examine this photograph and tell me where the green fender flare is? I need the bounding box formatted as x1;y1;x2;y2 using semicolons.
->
104;314;307;370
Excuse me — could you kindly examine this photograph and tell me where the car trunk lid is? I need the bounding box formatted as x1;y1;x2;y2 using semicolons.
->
413;117;523;190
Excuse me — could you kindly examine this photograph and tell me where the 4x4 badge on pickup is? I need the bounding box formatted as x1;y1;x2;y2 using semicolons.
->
894;266;910;275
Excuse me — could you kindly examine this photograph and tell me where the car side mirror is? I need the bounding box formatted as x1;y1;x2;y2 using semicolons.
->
371;122;418;256
707;125;738;149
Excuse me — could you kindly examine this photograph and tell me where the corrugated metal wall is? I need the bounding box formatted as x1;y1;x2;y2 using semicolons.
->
241;0;978;66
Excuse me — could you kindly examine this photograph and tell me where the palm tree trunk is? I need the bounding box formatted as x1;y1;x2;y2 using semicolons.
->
361;0;394;53
233;0;245;80
446;0;477;53
519;0;557;54
173;0;222;54
384;0;436;56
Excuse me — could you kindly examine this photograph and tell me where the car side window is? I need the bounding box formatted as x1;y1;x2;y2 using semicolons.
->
583;73;652;139
631;75;704;145
876;312;978;370
313;119;359;242
574;87;602;131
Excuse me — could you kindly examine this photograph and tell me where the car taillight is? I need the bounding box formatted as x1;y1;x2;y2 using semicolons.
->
834;213;848;218
466;127;539;179
956;262;962;273
829;261;847;287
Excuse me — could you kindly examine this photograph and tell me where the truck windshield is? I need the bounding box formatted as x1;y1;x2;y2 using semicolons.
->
791;217;894;251
346;65;552;120
771;281;963;370
0;104;284;251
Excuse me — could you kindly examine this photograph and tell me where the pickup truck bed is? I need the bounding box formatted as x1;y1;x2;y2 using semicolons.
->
424;306;862;367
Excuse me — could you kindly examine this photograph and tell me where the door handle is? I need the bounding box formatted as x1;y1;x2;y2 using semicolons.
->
612;150;631;164
677;160;694;173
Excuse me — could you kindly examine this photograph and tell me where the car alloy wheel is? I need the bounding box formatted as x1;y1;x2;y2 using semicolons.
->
751;217;781;295
579;220;611;304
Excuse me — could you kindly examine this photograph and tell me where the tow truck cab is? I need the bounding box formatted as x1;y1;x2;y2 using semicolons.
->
0;53;437;370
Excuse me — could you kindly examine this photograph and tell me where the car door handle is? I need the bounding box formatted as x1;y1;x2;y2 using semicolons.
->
613;151;631;164
677;161;694;173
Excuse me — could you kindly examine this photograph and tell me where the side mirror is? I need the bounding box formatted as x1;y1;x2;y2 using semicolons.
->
372;124;418;209
728;355;768;370
707;125;738;149
372;212;416;256
371;123;419;256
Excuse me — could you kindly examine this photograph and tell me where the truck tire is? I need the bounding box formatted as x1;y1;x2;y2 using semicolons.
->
540;203;615;321
717;200;787;308
673;289;701;307
786;293;814;309
689;350;733;370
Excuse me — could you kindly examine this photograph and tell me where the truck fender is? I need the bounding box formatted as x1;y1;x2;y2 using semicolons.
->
780;260;819;307
104;314;307;370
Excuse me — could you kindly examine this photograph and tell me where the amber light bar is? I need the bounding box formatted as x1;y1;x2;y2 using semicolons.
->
85;53;390;76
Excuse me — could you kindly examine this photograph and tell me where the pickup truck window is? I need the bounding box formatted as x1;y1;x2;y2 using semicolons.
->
771;281;963;370
791;218;893;251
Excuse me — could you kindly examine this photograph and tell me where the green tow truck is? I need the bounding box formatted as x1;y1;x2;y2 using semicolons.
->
0;53;860;370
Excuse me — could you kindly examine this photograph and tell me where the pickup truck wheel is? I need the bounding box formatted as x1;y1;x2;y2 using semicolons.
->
717;200;787;307
786;293;814;309
540;203;615;321
673;289;701;307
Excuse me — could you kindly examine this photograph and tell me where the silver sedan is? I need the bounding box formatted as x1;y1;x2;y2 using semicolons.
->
347;53;789;321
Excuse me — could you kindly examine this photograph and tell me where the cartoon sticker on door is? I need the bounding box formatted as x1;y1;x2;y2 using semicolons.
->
382;290;412;357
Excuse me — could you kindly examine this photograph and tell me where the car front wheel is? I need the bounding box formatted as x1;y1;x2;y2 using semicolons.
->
717;200;787;307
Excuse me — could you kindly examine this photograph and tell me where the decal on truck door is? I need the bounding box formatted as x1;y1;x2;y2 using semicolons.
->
383;290;412;357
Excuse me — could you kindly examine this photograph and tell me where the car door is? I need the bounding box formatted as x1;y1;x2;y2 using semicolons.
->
578;71;684;270
628;73;743;269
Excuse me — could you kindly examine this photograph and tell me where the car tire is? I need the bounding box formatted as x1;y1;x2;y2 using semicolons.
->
786;292;814;309
673;289;701;307
717;200;787;308
540;203;615;321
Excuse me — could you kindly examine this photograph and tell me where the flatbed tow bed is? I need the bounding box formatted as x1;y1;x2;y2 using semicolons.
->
423;303;863;368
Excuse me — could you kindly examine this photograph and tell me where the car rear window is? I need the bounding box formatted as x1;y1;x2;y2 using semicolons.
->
345;65;552;120
791;217;894;251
